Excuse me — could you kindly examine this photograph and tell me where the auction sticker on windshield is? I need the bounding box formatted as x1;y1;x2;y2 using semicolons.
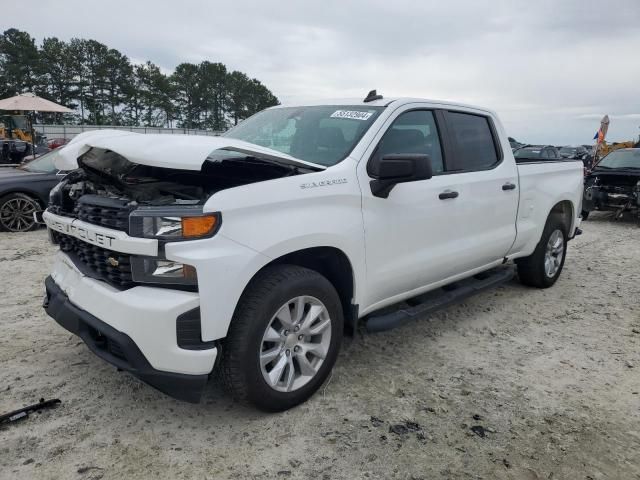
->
330;110;374;120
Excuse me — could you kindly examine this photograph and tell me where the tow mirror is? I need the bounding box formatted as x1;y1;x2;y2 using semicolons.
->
369;153;433;198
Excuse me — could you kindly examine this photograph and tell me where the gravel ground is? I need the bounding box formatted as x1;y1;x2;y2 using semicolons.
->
1;212;639;480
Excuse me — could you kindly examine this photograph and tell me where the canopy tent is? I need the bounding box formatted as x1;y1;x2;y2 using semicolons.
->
0;92;73;113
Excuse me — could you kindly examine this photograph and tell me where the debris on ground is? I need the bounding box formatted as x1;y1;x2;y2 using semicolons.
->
370;416;384;427
0;398;61;426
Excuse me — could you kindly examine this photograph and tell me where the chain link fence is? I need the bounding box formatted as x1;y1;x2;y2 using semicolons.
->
33;124;223;140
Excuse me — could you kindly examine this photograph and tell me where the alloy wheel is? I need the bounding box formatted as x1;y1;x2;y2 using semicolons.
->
259;295;332;392
0;197;38;232
544;229;564;278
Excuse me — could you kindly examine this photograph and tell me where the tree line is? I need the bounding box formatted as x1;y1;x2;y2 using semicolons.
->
0;28;279;130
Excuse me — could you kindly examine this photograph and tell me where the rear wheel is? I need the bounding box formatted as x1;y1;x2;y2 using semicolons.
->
581;210;589;221
220;265;343;411
0;193;40;232
516;215;567;288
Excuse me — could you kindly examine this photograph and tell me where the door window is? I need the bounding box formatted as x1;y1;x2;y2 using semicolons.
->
374;110;444;173
445;112;499;171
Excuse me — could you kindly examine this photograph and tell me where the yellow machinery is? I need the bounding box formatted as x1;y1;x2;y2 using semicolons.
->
597;140;636;158
0;113;34;143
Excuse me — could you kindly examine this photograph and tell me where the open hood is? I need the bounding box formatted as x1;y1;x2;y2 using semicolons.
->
55;131;326;172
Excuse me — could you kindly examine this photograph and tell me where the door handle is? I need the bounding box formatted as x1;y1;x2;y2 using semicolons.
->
438;191;459;200
502;182;517;191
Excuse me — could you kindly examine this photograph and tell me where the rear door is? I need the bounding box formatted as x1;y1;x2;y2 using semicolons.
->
438;110;519;273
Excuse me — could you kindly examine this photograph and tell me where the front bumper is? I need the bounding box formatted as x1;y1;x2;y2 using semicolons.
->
44;275;209;403
44;251;218;402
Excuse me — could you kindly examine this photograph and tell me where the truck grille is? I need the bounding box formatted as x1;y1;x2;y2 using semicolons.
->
58;234;134;288
76;195;132;233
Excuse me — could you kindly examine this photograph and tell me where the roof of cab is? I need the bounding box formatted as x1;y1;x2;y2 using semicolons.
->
271;97;496;115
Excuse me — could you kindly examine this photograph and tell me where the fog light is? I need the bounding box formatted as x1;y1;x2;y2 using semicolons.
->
131;257;198;286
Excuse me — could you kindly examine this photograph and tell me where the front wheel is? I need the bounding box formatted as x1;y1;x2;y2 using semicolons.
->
220;265;343;411
516;216;567;288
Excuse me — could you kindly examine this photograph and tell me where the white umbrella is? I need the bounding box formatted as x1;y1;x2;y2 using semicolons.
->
0;92;73;113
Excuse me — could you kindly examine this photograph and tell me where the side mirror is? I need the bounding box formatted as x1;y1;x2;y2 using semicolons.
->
369;153;433;198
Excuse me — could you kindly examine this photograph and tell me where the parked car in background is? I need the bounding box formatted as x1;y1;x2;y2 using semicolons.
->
1;139;33;164
508;136;524;151
582;148;640;220
47;137;70;150
513;145;560;161
559;146;588;159
0;149;66;232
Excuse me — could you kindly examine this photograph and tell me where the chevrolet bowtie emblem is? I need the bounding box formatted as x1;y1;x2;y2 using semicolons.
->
106;257;119;267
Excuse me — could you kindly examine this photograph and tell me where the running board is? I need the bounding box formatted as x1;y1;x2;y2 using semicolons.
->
365;266;515;333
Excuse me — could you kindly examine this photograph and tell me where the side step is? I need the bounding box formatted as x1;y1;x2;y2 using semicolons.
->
365;266;515;333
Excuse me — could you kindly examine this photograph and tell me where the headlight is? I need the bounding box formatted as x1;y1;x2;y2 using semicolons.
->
130;207;220;241
131;257;198;285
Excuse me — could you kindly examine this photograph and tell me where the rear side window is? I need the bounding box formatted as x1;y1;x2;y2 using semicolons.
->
445;112;499;171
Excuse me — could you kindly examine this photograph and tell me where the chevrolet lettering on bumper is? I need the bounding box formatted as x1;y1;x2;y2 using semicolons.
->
42;211;158;256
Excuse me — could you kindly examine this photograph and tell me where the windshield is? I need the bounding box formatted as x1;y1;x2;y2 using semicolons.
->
224;105;384;166
596;149;640;169
559;147;576;155
21;149;61;173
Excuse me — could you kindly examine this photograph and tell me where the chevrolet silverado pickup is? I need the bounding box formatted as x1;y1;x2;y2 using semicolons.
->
42;92;584;411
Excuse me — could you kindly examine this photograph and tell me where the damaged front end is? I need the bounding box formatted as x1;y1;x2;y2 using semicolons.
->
582;149;640;220
46;145;314;290
583;172;640;220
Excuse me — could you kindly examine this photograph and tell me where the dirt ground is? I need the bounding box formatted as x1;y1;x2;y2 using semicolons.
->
1;212;639;480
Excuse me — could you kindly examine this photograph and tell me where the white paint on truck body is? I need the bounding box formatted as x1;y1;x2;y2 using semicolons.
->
45;97;584;376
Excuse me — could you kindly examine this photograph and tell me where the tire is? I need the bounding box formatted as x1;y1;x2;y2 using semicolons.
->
516;215;568;288
0;193;40;232
220;265;343;411
581;210;589;221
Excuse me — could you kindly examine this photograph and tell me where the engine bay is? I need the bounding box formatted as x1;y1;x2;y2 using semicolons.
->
49;147;306;218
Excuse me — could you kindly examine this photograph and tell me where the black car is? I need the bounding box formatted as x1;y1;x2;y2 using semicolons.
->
559;145;588;159
582;148;640;220
513;145;561;161
0;149;66;232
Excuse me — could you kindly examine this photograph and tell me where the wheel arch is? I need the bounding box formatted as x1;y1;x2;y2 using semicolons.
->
0;188;47;207
242;246;357;334
549;199;574;236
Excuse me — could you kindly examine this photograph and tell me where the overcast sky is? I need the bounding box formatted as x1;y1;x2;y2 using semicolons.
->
8;0;640;145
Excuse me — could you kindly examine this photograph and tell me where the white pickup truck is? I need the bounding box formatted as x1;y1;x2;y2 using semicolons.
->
43;92;584;411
